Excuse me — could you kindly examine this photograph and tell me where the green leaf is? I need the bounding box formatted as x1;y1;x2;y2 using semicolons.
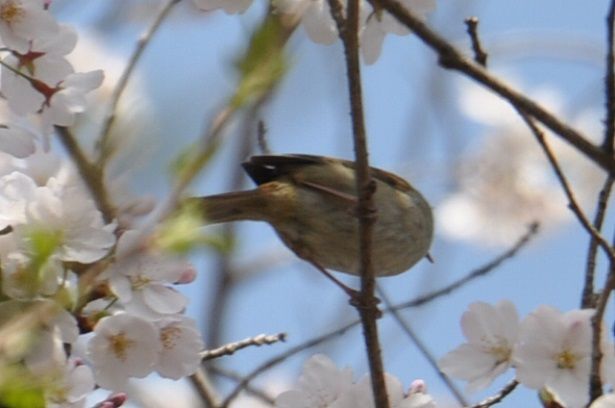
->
231;14;288;108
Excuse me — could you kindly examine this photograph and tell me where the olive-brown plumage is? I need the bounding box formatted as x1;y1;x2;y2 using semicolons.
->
190;154;433;277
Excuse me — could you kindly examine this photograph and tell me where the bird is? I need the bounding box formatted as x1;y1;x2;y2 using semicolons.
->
188;154;434;278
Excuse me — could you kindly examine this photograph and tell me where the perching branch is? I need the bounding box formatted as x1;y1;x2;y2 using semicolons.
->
603;0;615;154
327;0;389;406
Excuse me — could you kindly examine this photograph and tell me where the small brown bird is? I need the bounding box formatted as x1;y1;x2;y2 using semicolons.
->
189;154;433;277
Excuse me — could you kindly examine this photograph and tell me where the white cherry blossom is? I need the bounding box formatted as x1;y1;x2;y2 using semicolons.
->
591;394;615;408
1;25;77;116
155;316;204;379
45;359;95;408
334;373;436;408
438;300;519;392
87;313;162;391
0;125;36;158
105;230;191;319
274;0;341;45
513;306;615;408
275;354;353;407
0;0;59;53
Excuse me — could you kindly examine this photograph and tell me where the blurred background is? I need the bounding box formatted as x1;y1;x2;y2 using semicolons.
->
52;0;614;406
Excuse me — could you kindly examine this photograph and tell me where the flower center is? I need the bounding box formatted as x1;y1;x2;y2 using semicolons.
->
109;332;134;361
489;344;512;364
484;336;511;364
0;1;24;25
556;350;577;369
160;325;181;350
131;275;151;290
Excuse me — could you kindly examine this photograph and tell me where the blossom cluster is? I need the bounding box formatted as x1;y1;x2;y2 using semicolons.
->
275;354;437;408
438;300;615;408
193;0;435;64
0;2;204;407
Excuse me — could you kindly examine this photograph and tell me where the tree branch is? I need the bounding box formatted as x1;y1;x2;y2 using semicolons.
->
327;0;388;405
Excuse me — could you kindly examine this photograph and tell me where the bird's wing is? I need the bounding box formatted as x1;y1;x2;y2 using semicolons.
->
243;154;414;193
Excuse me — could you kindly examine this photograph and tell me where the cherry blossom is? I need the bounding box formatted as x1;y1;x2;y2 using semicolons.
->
0;124;36;158
45;359;95;408
87;313;162;391
24;302;79;374
105;230;191;319
40;70;104;130
275;354;353;407
154;316;204;379
275;0;340;45
13;176;116;263
335;373;436;408
1;24;78;117
513;306;615;408
0;22;105;133
0;0;59;53
591;394;615;408
438;300;519;392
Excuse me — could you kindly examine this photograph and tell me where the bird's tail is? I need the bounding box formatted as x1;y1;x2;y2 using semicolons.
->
184;189;270;224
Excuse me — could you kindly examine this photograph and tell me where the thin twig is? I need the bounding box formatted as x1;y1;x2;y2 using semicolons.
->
200;333;287;361
518;114;615;265
470;380;518;408
581;176;614;309
218;320;358;407
604;0;615;154
372;0;615;174
96;0;181;164
377;287;469;406
55;126;115;223
328;0;389;405
464;17;487;67
396;222;539;310
189;368;220;408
